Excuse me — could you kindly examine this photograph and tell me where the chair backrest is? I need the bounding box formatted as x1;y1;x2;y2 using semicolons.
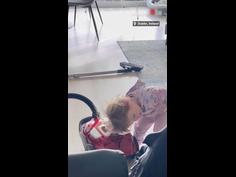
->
68;0;94;4
68;149;129;177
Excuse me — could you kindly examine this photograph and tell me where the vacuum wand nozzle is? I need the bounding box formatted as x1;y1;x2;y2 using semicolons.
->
119;62;143;72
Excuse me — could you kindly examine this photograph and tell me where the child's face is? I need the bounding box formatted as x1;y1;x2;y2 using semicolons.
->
126;97;141;125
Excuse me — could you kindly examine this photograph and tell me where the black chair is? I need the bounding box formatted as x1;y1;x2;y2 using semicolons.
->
68;149;129;177
141;128;167;177
68;0;103;41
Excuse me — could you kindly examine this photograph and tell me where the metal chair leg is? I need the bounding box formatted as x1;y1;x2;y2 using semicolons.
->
95;0;103;24
88;8;91;18
88;6;99;41
74;6;77;26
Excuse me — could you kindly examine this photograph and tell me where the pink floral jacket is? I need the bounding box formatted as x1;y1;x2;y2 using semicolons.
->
126;80;167;145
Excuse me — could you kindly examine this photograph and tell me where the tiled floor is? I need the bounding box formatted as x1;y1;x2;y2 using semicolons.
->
68;7;166;154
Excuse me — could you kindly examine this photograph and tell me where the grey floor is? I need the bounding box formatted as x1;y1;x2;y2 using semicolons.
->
68;7;166;154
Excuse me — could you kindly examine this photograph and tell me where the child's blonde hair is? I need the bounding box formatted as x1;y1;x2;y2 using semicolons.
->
106;96;130;132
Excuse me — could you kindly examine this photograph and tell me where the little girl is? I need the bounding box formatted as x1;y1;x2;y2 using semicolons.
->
104;96;140;156
81;96;139;157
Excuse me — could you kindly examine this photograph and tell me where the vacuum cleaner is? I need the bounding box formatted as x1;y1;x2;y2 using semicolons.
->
68;62;143;80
